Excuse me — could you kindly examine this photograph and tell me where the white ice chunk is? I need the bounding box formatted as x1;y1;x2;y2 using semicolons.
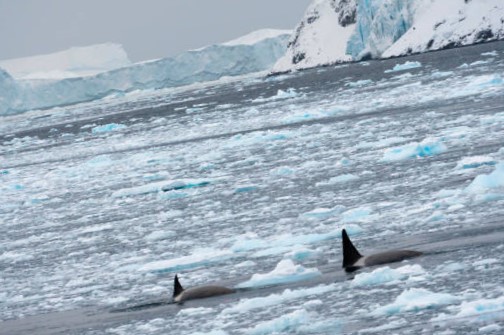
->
352;264;426;287
382;137;447;162
455;156;496;170
252;88;298;103
385;61;422;73
245;309;311;335
91;123;126;133
345;79;373;87
455;295;504;318
479;324;502;333
138;248;233;273
177;307;214;316
222;284;336;314
466;162;504;193
373;288;460;316
236;259;321;288
316;174;359;186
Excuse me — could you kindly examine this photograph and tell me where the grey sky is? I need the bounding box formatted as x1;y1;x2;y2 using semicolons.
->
0;0;310;62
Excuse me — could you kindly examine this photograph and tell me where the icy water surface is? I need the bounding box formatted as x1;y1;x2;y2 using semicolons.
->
2;42;504;334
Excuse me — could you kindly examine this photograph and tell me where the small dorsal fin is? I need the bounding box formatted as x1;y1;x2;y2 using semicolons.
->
342;229;363;268
173;274;184;298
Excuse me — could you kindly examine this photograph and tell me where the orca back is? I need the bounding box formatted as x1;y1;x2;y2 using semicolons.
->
342;229;363;269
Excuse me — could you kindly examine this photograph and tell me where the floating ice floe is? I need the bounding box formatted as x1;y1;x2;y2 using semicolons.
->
481;51;498;57
138;248;234;273
455;155;496;171
480;112;504;125
351;264;426;287
236;259;321;288
91;123;126;133
222;284;337;314
315;174;359;187
230;224;363;258
341;207;373;223
434;295;504;321
144;230;176;242
465;162;504;194
373;288;460;316
385;61;422;73
245;309;311;335
479;324;502;333
356;136;407;149
111;178;212;198
469;59;493;67
430;71;454;79
301;206;345;220
177;307;214;316
345;79;373;87
382;137;447;162
252;88;298;103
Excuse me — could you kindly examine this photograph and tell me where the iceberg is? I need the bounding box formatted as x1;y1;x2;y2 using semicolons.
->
0;43;131;79
0;30;290;116
272;0;504;72
0;67;19;115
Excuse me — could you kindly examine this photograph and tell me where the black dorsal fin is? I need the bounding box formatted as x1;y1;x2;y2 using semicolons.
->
173;274;184;298
342;229;363;268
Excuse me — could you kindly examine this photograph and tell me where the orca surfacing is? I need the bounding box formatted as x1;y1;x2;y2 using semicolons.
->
341;229;422;272
173;274;235;303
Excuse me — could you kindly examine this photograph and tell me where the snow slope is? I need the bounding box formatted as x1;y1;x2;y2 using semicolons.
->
273;0;504;72
272;0;356;73
0;43;131;79
383;0;504;57
0;30;290;116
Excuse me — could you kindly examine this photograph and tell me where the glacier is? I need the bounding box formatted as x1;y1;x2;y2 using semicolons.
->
272;0;504;72
0;30;290;116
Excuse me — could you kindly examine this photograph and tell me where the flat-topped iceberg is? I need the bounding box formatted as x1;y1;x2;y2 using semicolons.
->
0;30;290;116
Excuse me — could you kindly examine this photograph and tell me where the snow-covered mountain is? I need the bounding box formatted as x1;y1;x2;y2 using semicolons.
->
272;0;504;72
0;43;131;79
0;30;290;116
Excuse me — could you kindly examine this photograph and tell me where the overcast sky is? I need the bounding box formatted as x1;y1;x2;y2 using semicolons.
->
0;0;311;62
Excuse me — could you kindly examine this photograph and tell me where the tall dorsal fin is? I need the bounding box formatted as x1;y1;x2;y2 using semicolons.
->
173;274;184;298
342;229;363;268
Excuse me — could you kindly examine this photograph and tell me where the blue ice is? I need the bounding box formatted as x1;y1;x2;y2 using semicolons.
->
373;288;460;316
466;162;504;193
91;123;126;133
385;61;422;73
382;138;447;162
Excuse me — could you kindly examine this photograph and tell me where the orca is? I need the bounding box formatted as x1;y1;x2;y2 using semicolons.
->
173;274;235;303
341;229;422;272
